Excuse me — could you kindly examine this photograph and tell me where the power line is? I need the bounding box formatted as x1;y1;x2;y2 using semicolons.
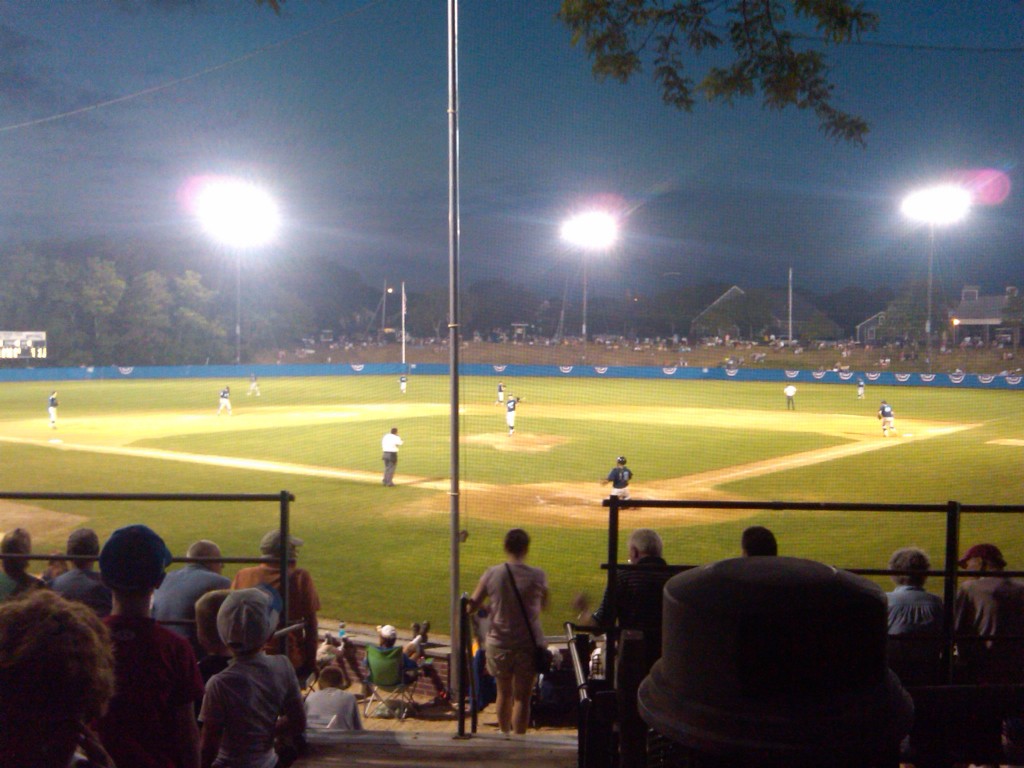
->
795;33;1024;54
0;0;388;134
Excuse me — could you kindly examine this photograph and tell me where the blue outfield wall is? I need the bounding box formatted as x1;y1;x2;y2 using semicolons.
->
0;362;1021;390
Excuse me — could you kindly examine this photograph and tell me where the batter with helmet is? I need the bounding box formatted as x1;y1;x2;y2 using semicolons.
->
603;456;633;499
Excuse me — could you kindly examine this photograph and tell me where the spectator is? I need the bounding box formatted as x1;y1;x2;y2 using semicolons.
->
589;528;670;668
154;539;231;656
232;530;321;683
741;525;778;557
194;589;232;683
466;528;548;736
315;629;365;689
97;524;204;768
40;553;68;585
886;546;944;685
0;590;116;768
954;542;1024;684
305;664;363;730
51;528;112;616
0;527;47;600
200;587;306;768
587;528;670;768
371;622;449;704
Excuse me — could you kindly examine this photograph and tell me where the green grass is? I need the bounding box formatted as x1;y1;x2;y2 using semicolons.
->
0;375;1021;631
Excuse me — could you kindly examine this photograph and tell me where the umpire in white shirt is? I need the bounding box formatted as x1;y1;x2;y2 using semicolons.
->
381;427;404;487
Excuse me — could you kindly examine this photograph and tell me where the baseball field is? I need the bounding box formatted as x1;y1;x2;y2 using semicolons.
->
0;374;1021;631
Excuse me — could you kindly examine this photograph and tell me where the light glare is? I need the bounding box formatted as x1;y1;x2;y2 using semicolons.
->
901;185;972;226
195;178;280;249
561;211;619;250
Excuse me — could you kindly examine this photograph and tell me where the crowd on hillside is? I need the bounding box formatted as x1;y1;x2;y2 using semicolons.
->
2;521;1023;767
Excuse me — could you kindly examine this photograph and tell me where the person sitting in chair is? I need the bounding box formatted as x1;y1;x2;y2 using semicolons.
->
371;623;450;705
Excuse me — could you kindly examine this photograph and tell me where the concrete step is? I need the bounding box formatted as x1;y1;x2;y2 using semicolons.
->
296;730;577;768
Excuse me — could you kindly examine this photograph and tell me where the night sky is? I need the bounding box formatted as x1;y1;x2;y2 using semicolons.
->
1;0;1021;302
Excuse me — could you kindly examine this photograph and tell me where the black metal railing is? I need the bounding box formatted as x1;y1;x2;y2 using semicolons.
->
0;490;295;652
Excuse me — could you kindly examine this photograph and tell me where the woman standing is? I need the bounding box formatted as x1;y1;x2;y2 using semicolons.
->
467;528;548;735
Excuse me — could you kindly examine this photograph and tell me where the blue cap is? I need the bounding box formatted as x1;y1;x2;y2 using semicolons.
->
99;524;172;592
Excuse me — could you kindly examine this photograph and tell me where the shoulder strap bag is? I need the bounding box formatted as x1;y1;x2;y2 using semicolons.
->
505;563;550;674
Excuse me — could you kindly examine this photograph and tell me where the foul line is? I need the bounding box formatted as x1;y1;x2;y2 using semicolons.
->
0;435;485;492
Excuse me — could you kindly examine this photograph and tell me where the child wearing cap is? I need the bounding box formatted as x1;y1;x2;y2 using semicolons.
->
96;524;205;768
199;587;306;768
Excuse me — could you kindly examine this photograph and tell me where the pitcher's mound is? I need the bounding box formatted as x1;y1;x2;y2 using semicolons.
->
462;433;567;452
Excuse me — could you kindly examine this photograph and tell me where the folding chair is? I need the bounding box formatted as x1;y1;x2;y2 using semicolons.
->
363;645;419;719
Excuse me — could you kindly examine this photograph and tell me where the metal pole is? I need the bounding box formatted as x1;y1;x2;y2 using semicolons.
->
926;225;935;372
582;257;588;341
278;490;291;656
605;495;620;682
447;0;463;705
788;267;793;343
581;256;588;362
381;280;388;340
401;281;407;366
235;253;242;365
941;500;960;684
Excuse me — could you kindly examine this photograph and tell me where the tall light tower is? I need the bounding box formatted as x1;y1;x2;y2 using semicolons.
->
901;184;971;371
560;211;619;357
195;178;280;364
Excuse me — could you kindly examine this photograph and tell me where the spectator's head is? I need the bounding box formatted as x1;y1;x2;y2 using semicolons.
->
260;529;304;562
959;543;1006;572
1;527;32;577
195;589;232;656
0;590;115;768
888;547;931;587
628;528;663;562
99;524;172;594
504;528;530;559
741;526;778;557
217;586;281;656
318;665;345;690
66;527;100;571
187;539;224;574
376;624;398;648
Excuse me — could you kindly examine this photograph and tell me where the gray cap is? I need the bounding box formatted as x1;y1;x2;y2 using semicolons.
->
217;586;282;653
260;530;304;556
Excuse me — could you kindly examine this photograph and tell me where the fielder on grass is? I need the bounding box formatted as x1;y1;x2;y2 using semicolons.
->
217;386;232;416
48;391;58;429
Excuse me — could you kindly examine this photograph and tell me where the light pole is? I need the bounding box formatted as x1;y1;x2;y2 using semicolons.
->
380;282;394;341
900;184;971;371
560;211;619;357
194;178;280;364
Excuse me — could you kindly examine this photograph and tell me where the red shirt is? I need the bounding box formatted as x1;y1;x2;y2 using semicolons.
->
98;615;204;768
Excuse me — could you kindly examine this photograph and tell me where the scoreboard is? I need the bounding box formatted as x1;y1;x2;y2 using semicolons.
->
0;331;47;360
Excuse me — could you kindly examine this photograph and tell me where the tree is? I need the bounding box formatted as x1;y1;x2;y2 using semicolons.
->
559;0;878;144
116;271;174;365
173;270;227;364
80;257;127;363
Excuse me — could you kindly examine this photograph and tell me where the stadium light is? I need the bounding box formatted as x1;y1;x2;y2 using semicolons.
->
560;211;619;350
194;178;280;364
901;184;972;371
